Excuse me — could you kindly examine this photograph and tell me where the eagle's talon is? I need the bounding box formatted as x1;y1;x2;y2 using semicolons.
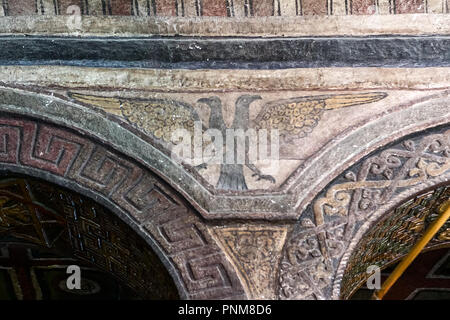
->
194;163;208;170
252;173;276;184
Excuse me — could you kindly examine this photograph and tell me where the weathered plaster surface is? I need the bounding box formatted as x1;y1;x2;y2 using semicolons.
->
1;66;449;91
0;15;449;37
0;9;449;300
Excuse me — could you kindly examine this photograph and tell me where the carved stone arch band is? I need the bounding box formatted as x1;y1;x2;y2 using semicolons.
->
334;180;450;299
0;89;246;300
278;122;450;299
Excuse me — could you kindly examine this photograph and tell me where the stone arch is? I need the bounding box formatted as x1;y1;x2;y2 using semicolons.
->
336;184;450;299
0;88;246;300
278;116;450;299
0;175;180;299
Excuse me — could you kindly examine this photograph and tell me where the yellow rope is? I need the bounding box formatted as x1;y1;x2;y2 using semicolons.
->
373;200;450;300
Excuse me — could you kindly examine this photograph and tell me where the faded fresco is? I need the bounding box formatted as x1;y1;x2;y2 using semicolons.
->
0;0;448;301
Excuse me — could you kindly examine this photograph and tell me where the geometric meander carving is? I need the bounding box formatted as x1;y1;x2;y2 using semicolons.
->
279;127;450;300
0;177;179;299
0;117;245;300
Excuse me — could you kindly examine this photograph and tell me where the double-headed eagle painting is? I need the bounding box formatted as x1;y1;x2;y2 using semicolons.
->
69;92;387;191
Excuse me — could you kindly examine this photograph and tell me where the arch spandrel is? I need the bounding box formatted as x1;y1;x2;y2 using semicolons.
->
1;85;448;220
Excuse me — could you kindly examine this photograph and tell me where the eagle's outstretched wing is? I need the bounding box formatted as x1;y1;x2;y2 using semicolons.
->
254;92;387;140
68;92;202;143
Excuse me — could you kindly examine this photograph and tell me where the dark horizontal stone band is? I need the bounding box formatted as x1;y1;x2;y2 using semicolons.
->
0;35;449;69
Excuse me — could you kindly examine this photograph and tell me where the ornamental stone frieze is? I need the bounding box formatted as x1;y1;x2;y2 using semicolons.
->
0;3;449;299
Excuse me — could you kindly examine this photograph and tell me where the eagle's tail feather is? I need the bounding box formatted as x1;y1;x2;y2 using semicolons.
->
216;164;248;191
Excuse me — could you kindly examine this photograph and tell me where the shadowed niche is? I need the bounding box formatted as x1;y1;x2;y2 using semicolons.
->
341;185;450;300
0;175;179;300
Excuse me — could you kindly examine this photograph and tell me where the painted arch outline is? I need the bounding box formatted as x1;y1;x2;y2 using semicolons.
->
0;87;246;300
